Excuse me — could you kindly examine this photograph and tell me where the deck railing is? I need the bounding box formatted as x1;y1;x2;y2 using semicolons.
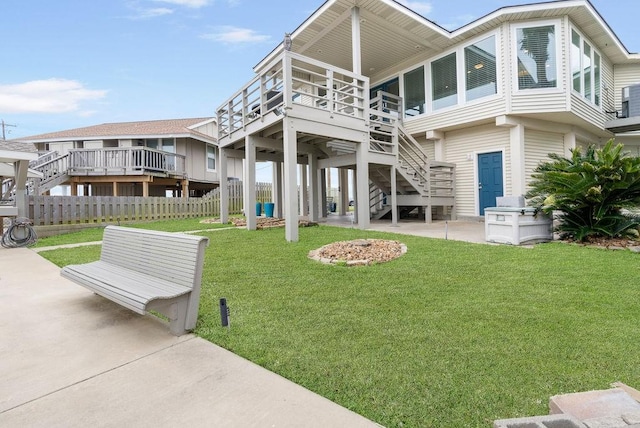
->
67;147;186;177
217;51;369;140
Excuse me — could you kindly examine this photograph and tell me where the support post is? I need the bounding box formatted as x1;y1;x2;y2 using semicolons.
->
283;118;298;241
351;6;361;74
356;142;369;229
244;135;257;231
510;123;526;196
273;161;283;218
300;164;308;216
13;160;29;218
390;165;398;227
308;154;319;222
339;168;349;215
220;147;229;224
320;169;327;218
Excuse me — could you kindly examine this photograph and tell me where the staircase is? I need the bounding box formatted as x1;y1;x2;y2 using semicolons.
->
30;152;71;195
367;91;455;221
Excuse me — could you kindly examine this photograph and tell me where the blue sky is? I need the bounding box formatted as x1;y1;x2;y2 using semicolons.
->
1;0;638;141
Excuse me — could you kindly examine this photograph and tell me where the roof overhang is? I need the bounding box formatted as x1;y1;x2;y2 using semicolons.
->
25;132;217;146
254;0;639;83
0;150;37;163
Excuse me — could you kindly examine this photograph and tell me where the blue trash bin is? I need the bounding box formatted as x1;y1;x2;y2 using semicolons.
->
256;202;262;216
264;202;275;218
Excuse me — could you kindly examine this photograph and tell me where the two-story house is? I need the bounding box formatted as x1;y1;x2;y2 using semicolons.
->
216;0;640;242
18;117;243;197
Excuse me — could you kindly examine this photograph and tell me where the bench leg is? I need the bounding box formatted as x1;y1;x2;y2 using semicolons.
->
167;298;190;336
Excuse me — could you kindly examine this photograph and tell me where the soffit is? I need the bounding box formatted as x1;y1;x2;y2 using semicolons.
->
260;0;637;79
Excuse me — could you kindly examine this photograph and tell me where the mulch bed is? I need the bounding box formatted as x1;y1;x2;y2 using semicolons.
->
308;239;407;266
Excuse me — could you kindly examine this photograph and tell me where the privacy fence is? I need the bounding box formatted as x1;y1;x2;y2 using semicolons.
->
28;182;273;226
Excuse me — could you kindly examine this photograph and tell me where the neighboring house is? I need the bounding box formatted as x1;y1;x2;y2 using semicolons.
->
216;0;640;241
17;117;242;197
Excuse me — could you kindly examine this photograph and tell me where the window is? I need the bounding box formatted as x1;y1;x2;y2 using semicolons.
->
162;138;175;153
403;66;425;117
465;36;497;102
432;53;458;110
516;24;557;90
571;30;581;93
207;145;216;171
570;29;601;107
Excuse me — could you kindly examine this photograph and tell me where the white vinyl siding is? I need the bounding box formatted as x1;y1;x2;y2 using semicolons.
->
444;125;510;217
613;64;640;112
524;129;565;190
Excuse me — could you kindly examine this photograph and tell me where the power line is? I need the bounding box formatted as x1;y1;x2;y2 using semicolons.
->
1;119;17;140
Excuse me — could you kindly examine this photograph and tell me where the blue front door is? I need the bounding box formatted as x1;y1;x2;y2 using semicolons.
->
478;152;503;215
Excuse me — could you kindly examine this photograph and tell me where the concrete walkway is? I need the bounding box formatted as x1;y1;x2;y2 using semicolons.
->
0;247;380;427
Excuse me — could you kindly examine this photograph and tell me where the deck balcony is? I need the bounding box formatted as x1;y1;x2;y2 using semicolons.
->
217;51;369;147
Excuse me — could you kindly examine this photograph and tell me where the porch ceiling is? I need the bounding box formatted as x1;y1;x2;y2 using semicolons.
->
257;0;637;82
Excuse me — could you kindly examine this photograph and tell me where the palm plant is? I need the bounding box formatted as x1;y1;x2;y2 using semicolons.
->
526;140;640;241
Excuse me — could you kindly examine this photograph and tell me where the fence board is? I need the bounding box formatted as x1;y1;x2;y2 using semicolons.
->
28;181;271;226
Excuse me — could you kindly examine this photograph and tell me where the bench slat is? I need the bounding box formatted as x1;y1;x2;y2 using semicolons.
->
60;225;209;335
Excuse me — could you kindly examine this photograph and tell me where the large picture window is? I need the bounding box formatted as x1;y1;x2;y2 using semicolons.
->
404;66;425;117
570;28;601;107
516;24;557;90
465;36;497;102
432;53;458;110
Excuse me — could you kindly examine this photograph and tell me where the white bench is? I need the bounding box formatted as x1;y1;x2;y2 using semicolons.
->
61;225;209;335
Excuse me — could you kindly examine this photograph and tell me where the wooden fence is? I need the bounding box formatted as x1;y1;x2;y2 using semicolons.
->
28;181;273;226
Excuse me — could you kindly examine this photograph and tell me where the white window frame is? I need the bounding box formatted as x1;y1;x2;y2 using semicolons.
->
512;19;562;94
206;144;217;172
396;29;500;120
570;26;602;108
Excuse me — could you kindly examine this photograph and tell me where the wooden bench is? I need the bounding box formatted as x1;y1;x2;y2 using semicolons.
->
61;225;209;335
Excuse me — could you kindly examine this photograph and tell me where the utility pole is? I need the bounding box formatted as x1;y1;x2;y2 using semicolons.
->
1;119;17;140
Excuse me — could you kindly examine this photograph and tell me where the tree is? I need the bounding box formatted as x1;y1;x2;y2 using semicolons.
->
519;26;555;88
526;140;640;241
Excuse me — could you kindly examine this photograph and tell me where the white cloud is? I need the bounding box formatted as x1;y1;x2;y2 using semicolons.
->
0;79;108;114
131;7;174;19
152;0;211;8
396;1;433;16
201;26;271;44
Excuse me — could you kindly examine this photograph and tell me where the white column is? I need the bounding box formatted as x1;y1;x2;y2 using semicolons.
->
356;142;369;229
219;147;229;224
14;160;29;218
244;136;257;231
320;169;327;217
351;6;361;74
300;164;308;216
308;154;319;221
510;123;526;197
339;169;349;215
283;119;298;242
272;161;283;218
390;165;398;227
564;132;577;158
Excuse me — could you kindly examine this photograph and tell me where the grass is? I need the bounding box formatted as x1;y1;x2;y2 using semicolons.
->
32;217;234;248
38;223;640;427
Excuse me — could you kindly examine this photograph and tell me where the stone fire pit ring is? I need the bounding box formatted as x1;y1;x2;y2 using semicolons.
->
308;239;407;266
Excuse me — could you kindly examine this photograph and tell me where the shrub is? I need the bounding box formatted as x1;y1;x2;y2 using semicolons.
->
526;140;640;241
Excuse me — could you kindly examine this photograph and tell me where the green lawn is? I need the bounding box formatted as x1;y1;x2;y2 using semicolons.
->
32;217;234;248
38;224;640;427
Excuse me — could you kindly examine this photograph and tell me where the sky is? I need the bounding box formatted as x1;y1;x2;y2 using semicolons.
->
1;0;638;143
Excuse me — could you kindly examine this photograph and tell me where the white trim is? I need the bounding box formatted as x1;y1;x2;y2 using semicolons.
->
206;144;217;172
511;19;563;95
473;148;506;216
569;23;603;110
